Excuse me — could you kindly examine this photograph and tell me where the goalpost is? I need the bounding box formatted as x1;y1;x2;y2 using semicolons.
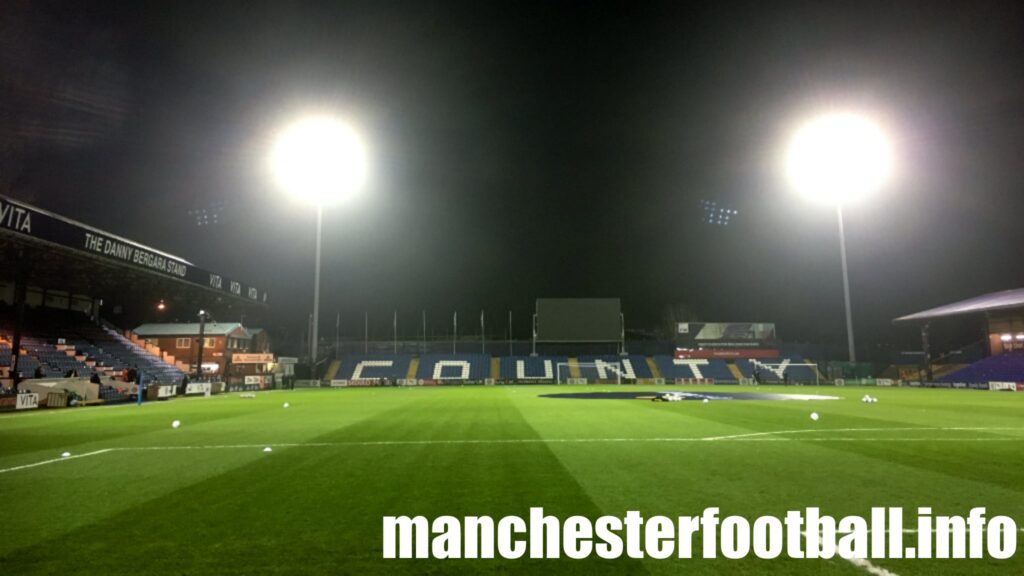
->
754;362;821;385
556;361;624;385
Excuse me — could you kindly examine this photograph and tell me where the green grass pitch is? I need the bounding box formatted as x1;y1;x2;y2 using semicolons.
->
1;385;1022;575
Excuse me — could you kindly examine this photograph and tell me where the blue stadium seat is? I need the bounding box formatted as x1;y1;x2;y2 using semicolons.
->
652;355;736;381
939;353;1024;383
416;354;490;381
575;355;653;380
499;356;568;381
734;358;819;383
335;356;412;380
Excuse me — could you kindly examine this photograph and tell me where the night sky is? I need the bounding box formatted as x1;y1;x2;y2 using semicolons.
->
3;0;1024;350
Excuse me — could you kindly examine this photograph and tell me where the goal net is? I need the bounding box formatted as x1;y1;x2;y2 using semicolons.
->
751;362;821;385
556;361;626;385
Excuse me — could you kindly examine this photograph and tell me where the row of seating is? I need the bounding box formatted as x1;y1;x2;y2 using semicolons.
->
331;354;820;382
939;352;1024;383
1;309;187;385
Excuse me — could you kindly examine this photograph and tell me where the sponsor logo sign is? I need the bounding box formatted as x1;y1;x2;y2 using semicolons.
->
16;393;39;410
185;382;213;395
0;194;266;302
233;353;274;364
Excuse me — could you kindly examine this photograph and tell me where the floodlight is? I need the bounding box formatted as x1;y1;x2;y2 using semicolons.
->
270;114;371;371
1016;334;1024;341
786;112;892;205
783;111;895;364
272;116;367;206
1001;334;1013;342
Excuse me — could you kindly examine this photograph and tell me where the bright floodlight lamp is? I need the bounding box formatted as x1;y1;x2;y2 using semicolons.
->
786;112;894;364
271;115;368;376
272;116;367;206
786;112;892;205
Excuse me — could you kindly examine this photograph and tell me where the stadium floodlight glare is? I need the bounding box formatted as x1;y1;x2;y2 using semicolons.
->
271;115;368;373
272;116;367;207
786;112;892;205
786;112;893;364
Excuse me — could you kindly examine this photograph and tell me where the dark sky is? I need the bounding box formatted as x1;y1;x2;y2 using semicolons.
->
3;0;1024;348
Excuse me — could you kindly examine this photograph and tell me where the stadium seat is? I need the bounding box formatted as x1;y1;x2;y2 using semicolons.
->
416;354;491;381
334;356;412;381
938;352;1024;383
652;355;735;382
498;356;568;381
575;355;653;380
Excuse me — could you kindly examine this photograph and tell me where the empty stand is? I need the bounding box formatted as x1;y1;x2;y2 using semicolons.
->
334;356;412;381
939;353;1024;383
1;308;186;385
653;355;735;381
416;354;491;380
575;355;653;380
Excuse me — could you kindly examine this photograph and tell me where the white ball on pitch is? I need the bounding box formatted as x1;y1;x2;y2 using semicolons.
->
61;451;71;458
283;402;290;408
171;420;181;429
810;412;820;421
702;398;709;404
263;447;273;453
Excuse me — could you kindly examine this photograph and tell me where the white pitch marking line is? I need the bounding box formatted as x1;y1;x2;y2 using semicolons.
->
702;426;1024;442
800;531;901;576
0;448;114;475
846;555;900;576
4;426;1022;471
113;427;1024;450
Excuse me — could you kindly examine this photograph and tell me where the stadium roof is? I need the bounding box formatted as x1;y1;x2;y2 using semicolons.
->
893;288;1024;324
0;194;266;307
133;323;251;337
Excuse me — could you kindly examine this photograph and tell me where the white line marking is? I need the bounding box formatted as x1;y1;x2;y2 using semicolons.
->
4;427;1021;473
0;448;114;474
846;555;900;576
801;531;901;576
110;426;1024;451
702;426;1024;442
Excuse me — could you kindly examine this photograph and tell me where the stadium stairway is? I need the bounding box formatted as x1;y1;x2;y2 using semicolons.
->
126;331;191;374
932;364;969;379
645;357;662;380
568;358;581;379
807;359;826;382
407;358;420;380
490;357;500;380
727;362;744;381
324;359;341;381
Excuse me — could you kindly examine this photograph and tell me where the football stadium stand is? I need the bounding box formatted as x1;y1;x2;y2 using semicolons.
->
734;357;820;383
416;354;491;381
1;309;186;385
653;355;736;382
333;355;413;381
937;353;1024;383
499;356;569;381
575;355;654;380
